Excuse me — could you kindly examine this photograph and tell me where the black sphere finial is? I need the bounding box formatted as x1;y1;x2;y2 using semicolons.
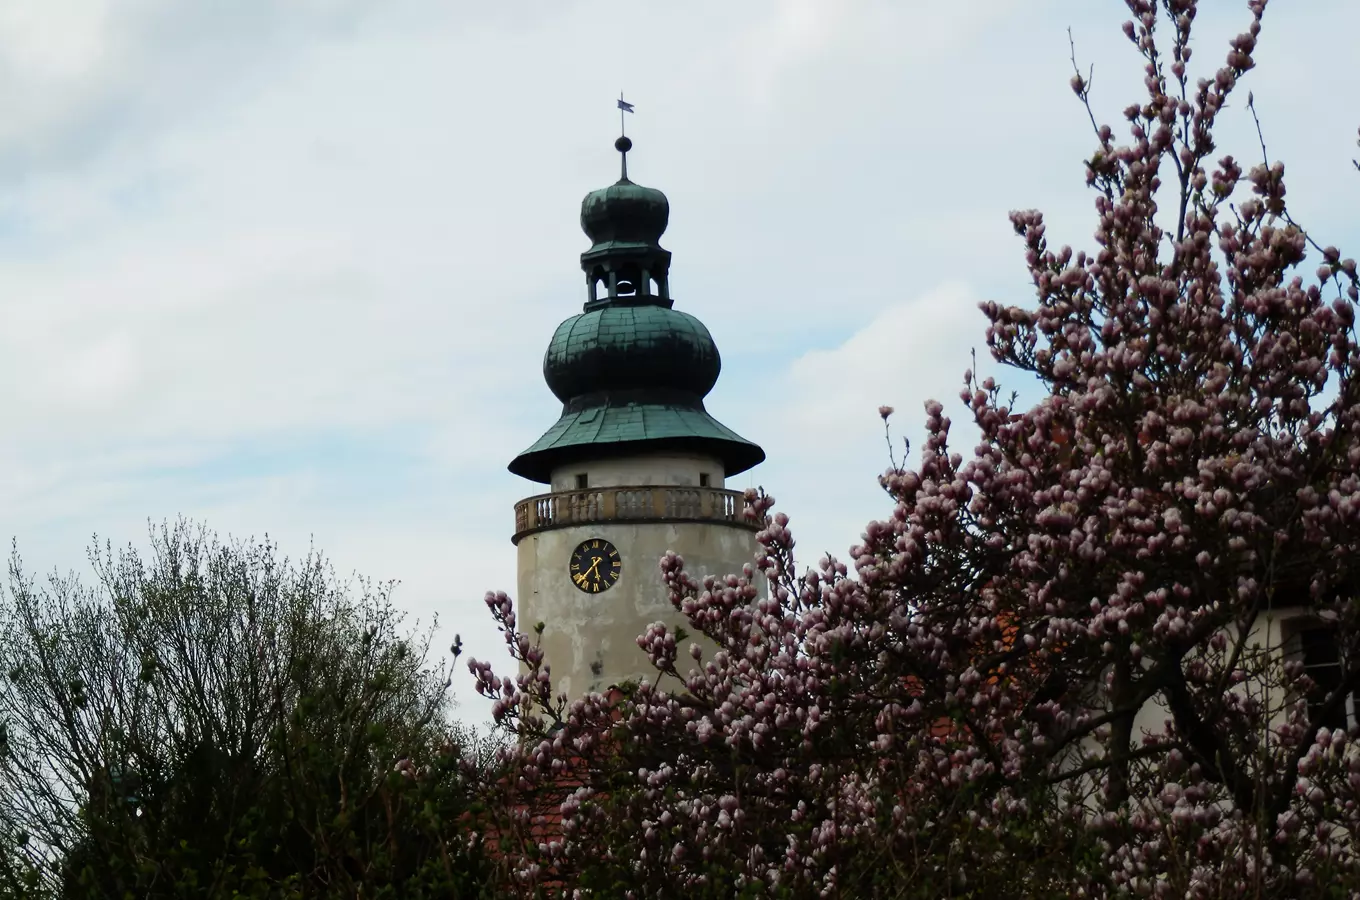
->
615;135;632;181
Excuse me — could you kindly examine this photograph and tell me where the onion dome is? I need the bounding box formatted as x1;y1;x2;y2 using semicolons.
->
543;305;720;402
508;136;764;484
580;138;670;252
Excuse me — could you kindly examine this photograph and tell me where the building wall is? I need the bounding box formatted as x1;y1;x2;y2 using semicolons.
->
1123;606;1310;740
516;517;760;699
1069;605;1317;809
548;453;726;493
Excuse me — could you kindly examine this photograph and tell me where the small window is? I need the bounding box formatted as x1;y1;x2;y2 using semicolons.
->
1298;624;1356;731
575;473;589;490
699;473;711;487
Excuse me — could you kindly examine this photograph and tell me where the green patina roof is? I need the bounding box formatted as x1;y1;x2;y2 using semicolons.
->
542;305;720;403
580;178;669;263
546;305;714;368
580;239;657;258
508;401;764;483
507;137;765;485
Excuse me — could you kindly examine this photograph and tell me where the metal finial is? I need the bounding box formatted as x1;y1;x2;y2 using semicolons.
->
615;135;632;181
616;94;635;180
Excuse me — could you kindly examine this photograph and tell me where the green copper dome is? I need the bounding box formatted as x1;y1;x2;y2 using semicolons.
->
580;179;669;255
507;135;764;484
544;305;720;401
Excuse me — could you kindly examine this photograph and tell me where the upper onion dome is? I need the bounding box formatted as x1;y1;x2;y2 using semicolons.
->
579;137;669;252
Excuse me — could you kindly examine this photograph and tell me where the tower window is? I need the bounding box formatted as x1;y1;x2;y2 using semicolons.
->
699;473;711;487
575;473;589;490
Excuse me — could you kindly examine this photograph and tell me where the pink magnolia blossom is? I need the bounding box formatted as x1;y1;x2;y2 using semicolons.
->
467;1;1360;896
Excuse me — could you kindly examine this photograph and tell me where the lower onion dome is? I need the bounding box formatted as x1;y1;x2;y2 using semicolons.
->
543;305;720;402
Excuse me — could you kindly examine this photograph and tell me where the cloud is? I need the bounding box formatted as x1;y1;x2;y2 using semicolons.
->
727;282;995;574
782;282;984;452
733;0;849;106
0;0;121;148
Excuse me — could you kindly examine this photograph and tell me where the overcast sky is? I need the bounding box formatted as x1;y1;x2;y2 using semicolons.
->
0;0;1356;727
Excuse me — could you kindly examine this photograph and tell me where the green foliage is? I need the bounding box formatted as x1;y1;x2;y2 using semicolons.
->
0;519;502;899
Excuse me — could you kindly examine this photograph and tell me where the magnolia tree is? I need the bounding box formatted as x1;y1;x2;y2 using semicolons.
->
468;0;1360;896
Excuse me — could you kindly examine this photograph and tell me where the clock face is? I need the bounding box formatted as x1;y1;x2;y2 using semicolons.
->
569;538;621;593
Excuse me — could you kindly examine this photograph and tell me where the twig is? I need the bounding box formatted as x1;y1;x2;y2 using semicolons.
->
1068;28;1102;142
1246;92;1270;167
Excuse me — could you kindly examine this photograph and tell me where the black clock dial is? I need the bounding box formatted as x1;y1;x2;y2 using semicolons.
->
569;538;621;593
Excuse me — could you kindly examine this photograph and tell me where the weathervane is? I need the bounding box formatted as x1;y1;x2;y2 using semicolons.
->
616;93;636;180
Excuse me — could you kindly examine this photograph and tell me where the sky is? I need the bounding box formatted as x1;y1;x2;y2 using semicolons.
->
0;0;1357;728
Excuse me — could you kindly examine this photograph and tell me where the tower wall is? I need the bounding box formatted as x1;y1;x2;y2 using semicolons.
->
549;452;725;492
516;516;759;699
506;135;766;702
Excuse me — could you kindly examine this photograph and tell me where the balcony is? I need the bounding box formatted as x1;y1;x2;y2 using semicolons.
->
513;485;757;544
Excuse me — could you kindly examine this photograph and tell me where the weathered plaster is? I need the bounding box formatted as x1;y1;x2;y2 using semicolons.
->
548;453;726;493
516;517;760;699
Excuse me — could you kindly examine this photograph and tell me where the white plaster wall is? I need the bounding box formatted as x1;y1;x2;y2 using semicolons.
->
549;453;725;492
516;518;761;699
1071;605;1317;811
1122;606;1310;743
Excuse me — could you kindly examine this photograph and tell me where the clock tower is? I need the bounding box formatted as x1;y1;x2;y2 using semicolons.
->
508;134;765;700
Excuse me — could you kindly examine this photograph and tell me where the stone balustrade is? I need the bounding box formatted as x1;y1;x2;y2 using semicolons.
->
513;485;756;543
